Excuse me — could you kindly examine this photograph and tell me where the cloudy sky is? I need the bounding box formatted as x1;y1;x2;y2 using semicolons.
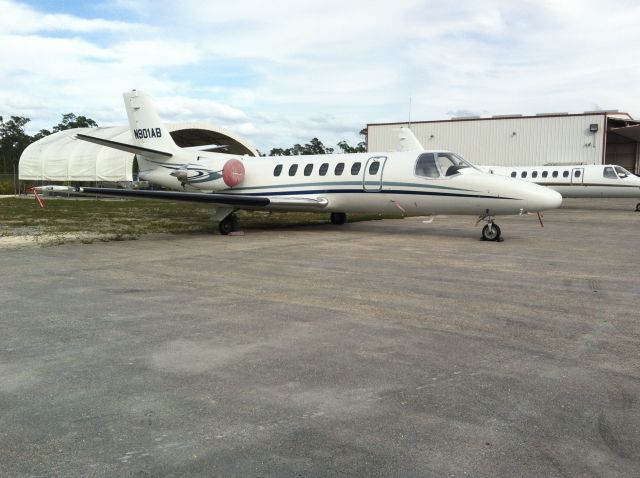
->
1;0;639;151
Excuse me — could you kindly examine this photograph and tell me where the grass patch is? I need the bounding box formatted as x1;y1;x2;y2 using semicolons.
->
0;196;400;245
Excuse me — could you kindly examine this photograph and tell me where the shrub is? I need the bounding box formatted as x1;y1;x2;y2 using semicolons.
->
0;180;15;194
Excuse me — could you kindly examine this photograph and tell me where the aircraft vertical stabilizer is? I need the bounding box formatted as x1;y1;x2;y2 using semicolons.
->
123;90;178;155
397;126;424;151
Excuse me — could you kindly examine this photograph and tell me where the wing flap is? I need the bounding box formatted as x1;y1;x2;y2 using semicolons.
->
268;196;328;208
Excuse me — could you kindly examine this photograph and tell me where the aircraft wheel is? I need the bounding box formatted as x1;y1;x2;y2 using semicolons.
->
482;223;501;241
330;212;347;225
636;202;640;212
219;215;236;235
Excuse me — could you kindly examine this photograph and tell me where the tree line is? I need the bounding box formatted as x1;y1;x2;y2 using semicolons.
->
0;114;366;174
265;129;367;156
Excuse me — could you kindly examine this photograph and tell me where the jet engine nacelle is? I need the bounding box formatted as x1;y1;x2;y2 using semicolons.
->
221;158;245;188
170;158;245;190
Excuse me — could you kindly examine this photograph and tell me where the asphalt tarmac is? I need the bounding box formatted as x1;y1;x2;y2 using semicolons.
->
1;198;639;477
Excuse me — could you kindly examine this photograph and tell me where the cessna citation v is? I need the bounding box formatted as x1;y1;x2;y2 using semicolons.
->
55;90;562;241
484;165;640;211
397;126;640;211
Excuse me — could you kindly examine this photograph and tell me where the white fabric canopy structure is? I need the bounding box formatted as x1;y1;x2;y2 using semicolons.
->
20;127;133;182
19;123;258;182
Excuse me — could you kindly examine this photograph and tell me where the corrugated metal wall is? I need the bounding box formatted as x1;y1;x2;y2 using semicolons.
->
368;115;606;166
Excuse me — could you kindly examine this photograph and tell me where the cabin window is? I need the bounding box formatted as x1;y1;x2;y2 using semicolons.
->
532;171;538;178
552;171;558;178
289;164;298;176
274;164;283;176
603;166;617;179
510;172;517;178
574;170;581;178
368;161;380;175
563;170;569;178
542;171;548;178
521;171;527;178
351;162;362;175
304;163;313;176
415;153;439;178
319;163;329;176
335;162;345;175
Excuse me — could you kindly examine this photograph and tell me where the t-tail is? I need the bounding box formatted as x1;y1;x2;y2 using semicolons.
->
397;126;424;151
75;90;178;168
124;90;178;154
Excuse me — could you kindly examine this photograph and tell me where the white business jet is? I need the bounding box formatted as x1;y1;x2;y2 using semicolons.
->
484;165;640;211
63;90;561;241
397;125;640;211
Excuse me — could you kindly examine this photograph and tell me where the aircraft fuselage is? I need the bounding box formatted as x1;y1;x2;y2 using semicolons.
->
137;149;561;216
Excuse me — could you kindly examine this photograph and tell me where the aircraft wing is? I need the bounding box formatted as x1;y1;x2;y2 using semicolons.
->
76;133;173;160
73;187;329;209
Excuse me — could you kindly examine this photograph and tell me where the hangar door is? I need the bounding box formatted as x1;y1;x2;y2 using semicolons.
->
606;126;640;174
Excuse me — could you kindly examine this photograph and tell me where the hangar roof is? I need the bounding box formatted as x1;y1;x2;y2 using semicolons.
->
19;122;258;182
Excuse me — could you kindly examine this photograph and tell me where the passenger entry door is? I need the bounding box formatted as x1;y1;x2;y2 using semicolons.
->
363;156;387;191
571;168;584;184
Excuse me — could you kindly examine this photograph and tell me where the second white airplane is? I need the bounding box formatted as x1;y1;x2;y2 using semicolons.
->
397;125;640;211
67;90;562;241
484;164;640;211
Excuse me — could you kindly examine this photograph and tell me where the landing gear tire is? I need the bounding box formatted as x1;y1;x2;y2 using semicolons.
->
482;223;501;241
636;202;640;212
219;214;238;235
330;212;347;225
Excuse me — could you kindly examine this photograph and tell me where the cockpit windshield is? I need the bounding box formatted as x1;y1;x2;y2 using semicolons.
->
614;166;632;178
415;152;479;178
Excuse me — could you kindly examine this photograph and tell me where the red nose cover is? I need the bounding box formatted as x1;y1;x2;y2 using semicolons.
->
222;159;245;187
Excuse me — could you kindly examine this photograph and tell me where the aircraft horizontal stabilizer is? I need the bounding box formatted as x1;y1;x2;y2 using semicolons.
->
182;144;229;152
76;133;173;160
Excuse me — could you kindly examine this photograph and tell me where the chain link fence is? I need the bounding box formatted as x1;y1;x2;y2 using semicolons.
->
0;174;153;196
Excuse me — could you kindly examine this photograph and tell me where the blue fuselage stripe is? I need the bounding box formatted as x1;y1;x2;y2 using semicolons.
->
232;188;519;200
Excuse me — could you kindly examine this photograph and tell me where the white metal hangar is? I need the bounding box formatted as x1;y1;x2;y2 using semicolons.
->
367;111;640;174
19;122;259;183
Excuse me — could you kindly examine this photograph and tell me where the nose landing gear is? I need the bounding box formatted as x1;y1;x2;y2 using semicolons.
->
481;223;502;241
477;215;503;242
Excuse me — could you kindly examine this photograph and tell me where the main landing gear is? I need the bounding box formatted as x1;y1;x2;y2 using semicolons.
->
330;212;347;225
218;213;240;235
636;202;640;212
478;215;503;242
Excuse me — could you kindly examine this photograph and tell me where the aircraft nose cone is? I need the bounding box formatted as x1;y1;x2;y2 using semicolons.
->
527;185;562;211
